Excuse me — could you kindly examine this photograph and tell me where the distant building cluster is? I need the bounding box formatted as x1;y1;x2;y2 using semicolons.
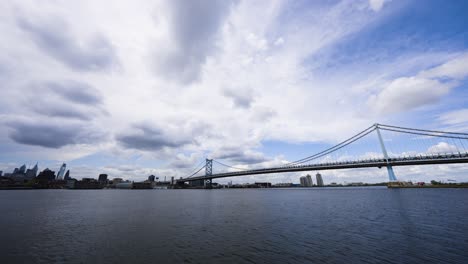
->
300;174;313;187
0;163;175;190
298;173;324;187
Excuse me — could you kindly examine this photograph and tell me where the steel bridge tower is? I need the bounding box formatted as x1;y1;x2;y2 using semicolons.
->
204;159;213;188
375;124;397;182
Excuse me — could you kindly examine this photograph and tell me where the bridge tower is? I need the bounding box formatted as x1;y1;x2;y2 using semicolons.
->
375;124;397;182
204;159;213;188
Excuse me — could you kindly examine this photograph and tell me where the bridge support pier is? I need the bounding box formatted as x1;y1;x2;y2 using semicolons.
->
376;124;398;182
204;159;213;189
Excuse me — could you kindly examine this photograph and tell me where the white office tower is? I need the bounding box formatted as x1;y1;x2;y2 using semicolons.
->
56;163;67;180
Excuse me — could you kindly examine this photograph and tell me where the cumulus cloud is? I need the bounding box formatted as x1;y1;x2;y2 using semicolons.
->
7;120;104;148
222;87;255;108
427;142;458;154
24;80;106;120
46;81;103;105
17;15;117;71
368;77;455;114
116;124;192;151
212;146;268;164
367;54;468;114
153;0;236;84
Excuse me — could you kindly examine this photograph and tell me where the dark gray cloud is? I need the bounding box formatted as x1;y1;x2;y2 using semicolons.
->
25;80;105;120
17;16;117;71
154;0;236;83
117;125;191;151
7;121;103;148
222;87;255;108
215;147;267;164
31;105;92;121
46;81;103;105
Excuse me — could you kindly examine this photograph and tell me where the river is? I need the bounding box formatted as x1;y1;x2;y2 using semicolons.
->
0;187;467;263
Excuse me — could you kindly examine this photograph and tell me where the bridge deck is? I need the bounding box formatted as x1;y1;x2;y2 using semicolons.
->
177;153;468;182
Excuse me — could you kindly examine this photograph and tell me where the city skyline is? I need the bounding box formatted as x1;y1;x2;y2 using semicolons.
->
0;0;468;183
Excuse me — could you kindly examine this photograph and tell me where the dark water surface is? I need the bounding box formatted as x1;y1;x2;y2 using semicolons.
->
1;187;467;263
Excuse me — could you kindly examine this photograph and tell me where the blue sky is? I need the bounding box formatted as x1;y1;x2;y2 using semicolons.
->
0;0;467;183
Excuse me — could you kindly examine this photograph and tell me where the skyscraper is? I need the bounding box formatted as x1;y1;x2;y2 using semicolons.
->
64;170;70;180
306;174;313;186
98;174;108;183
316;173;324;187
56;163;67;180
25;163;39;179
37;168;56;181
300;175;313;187
18;164;26;174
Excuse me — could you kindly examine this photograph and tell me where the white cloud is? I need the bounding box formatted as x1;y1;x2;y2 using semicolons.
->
369;0;386;12
368;77;455;114
439;109;468;125
427;142;458;154
367;53;468;115
0;0;467;183
419;52;468;80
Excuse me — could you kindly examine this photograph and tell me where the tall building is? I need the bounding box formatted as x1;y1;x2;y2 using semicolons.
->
300;176;306;187
56;163;67;180
64;170;71;180
18;164;27;174
300;175;313;187
148;175;155;182
306;174;313;186
98;174;108;183
37;168;56;181
25;163;39;179
316;173;324;187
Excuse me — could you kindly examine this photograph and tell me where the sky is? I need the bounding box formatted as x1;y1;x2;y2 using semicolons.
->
0;0;467;184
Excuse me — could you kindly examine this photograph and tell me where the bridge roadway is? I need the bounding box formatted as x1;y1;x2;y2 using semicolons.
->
177;153;468;183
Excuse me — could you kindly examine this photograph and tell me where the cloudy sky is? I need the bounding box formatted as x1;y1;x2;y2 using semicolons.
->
1;0;467;183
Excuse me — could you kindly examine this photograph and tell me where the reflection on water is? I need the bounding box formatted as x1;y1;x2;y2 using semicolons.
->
0;187;467;263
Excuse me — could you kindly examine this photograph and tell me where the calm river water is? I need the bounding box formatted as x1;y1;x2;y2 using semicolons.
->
0;187;467;263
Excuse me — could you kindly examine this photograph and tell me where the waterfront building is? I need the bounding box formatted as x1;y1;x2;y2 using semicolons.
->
300;176;306;186
116;182;133;189
98;174;108;183
148;175;155;182
72;178;103;189
255;182;271;188
300;175;313;187
0;171;2;177
306;174;313;187
316;173;324;186
56;163;66;180
133;182;152;189
36;168;56;181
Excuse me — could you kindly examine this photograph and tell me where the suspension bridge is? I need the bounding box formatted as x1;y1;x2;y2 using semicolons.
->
176;124;468;187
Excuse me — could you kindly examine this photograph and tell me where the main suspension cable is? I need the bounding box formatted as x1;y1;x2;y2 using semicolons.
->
213;160;247;171
285;125;377;166
378;124;468;136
